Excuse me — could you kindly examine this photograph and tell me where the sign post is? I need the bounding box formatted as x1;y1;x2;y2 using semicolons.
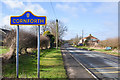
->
10;11;46;78
16;25;19;78
37;25;40;78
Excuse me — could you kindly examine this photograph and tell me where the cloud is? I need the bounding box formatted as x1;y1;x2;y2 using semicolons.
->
56;3;87;18
79;4;87;12
1;0;47;27
56;3;87;12
56;3;78;13
2;0;47;15
2;15;10;26
60;17;69;23
103;21;117;30
56;3;77;18
24;3;47;15
2;0;24;9
95;3;117;14
0;15;15;29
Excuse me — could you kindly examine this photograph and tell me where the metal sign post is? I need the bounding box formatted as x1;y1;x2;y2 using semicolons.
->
10;11;46;78
16;25;19;78
37;25;40;78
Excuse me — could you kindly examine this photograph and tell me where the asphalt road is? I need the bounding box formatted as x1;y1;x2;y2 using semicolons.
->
63;43;120;79
61;46;95;79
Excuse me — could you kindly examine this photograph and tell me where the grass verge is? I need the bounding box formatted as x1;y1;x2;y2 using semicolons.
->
74;46;119;56
40;48;67;78
3;48;67;78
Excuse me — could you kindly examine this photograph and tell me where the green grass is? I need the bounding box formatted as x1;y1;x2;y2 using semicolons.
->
75;46;119;56
3;53;37;78
3;48;67;78
40;48;67;78
0;47;9;54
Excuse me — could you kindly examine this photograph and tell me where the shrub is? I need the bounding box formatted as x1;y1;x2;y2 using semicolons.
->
3;29;50;60
43;31;55;48
43;31;50;36
98;38;118;49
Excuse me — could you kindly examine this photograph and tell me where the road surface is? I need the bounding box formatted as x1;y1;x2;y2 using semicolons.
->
62;43;120;80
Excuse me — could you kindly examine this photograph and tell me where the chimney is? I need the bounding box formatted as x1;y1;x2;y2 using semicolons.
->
89;34;92;36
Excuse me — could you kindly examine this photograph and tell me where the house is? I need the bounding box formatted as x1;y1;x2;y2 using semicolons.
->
79;34;100;46
0;28;11;46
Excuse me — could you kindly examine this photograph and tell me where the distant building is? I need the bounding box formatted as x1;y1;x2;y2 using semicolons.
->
79;34;100;46
0;28;11;46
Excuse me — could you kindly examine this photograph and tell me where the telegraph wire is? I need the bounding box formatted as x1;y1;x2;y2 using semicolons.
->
50;0;57;19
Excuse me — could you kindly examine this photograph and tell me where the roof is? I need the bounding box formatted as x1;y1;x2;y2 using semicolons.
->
0;28;11;34
83;34;99;41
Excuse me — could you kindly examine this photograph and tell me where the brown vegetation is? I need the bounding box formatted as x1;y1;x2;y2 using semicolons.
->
46;20;67;39
98;38;118;49
3;29;50;60
40;34;50;49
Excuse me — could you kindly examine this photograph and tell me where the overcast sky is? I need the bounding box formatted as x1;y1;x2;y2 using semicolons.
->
0;0;118;40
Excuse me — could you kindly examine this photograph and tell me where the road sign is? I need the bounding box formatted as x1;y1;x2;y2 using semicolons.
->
10;11;46;78
10;11;46;25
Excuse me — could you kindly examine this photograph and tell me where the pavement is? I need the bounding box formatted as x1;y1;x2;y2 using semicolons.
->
61;44;95;80
61;43;120;80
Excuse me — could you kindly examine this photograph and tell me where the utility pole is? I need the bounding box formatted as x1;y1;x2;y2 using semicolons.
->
56;19;58;49
82;30;84;38
77;34;79;45
82;30;84;43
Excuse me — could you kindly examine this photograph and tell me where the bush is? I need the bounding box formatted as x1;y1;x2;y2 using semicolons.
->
43;31;50;36
40;35;50;49
98;38;118;49
3;29;50;60
43;31;55;48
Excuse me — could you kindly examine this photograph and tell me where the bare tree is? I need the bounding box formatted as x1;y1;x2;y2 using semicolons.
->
69;34;82;45
47;20;67;39
72;34;82;45
41;25;49;34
